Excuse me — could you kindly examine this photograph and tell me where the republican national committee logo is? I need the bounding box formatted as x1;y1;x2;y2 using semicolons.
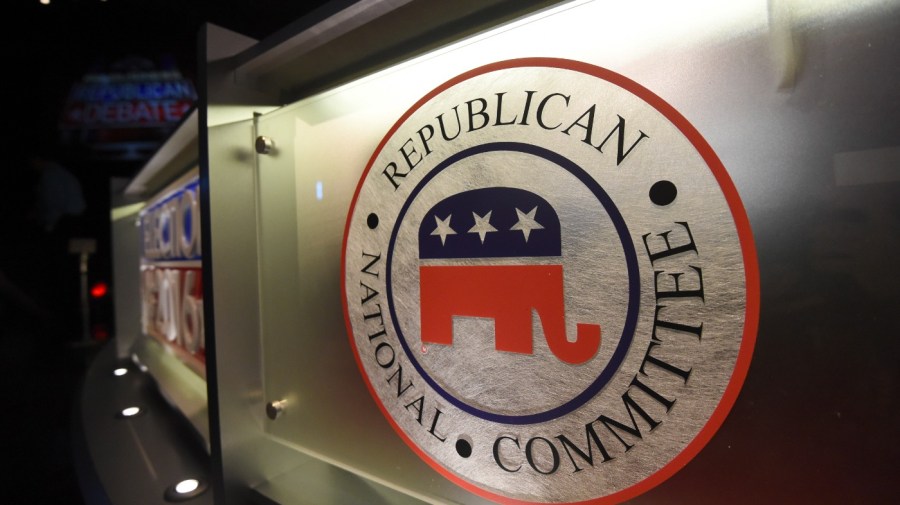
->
341;58;759;504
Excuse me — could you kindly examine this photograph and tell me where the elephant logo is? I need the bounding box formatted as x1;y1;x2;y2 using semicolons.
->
343;58;758;505
418;187;601;364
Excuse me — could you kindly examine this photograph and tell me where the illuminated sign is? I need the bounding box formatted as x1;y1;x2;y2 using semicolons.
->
139;173;205;376
342;59;758;504
60;55;197;161
64;76;194;127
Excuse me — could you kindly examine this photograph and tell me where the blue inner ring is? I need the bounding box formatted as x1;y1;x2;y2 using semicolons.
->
385;142;640;425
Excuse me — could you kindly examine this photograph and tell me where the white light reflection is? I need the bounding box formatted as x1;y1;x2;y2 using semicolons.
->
113;368;128;377
174;479;200;494
311;0;888;120
120;406;141;417
310;0;764;122
316;181;324;201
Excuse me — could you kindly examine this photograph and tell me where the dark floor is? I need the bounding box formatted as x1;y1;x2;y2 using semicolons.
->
0;314;97;505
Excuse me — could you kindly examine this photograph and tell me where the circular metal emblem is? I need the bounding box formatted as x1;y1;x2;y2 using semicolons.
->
341;58;758;504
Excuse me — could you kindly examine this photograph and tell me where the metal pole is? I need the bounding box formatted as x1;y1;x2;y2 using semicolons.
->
79;251;90;343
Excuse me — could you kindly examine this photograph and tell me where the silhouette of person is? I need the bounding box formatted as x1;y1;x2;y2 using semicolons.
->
29;153;86;234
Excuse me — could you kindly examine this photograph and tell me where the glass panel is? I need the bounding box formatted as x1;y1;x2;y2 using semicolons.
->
250;0;900;502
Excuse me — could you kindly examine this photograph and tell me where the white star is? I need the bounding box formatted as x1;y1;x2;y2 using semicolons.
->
430;214;456;245
510;206;544;242
468;211;497;244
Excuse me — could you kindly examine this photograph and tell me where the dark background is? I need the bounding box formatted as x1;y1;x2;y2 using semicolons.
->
14;0;332;148
3;1;329;504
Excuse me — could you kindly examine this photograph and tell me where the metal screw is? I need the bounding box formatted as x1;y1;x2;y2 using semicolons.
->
266;399;287;420
255;136;274;154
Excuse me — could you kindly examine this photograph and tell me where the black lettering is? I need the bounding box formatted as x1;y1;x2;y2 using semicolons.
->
466;98;489;132
363;303;385;327
417;124;435;156
382;161;407;190
374;341;395;368
386;364;414;397
436;106;462;141
360;282;379;304
518;90;538;126
493;436;522;473
654;266;704;301
594;114;649;165
361;252;380;277
642;222;698;263
598;389;662;451
561;104;596;144
630;375;676;412
536;92;570;130
653;305;703;341
404;395;425;424
427;408;448;442
639;341;692;383
399;138;422;171
525;437;560;475
556;423;614;473
367;327;387;342
494;92;517;126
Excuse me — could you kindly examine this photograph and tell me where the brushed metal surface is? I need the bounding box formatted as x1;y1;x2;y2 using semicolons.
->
343;62;752;502
209;0;900;503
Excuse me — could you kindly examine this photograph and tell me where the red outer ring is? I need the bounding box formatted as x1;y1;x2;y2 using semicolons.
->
340;57;760;505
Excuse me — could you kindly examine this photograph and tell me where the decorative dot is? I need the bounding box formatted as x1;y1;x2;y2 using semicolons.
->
456;438;473;458
367;213;379;229
649;180;677;206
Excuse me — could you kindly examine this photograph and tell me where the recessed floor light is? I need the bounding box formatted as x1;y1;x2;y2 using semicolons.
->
164;478;208;501
176;480;199;494
116;406;144;418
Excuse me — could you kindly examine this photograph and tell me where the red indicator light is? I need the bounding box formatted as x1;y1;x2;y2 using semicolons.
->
92;323;110;341
91;281;108;298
